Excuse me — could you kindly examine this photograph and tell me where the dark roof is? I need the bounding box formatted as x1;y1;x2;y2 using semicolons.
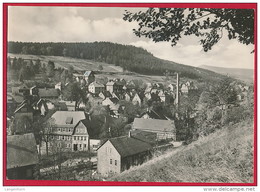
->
140;109;168;120
73;119;96;137
133;118;175;132
89;81;105;87
7;133;39;169
100;91;112;98
110;97;119;104
131;130;157;145
54;102;68;111
38;88;59;98
136;92;145;101
108;136;152;158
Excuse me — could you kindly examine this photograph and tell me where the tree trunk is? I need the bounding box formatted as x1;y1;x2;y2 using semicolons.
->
45;140;49;156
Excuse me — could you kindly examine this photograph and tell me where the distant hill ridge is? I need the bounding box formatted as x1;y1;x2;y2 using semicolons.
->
199;65;254;83
8;41;225;82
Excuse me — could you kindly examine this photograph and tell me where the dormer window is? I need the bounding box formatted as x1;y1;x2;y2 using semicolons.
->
65;117;73;124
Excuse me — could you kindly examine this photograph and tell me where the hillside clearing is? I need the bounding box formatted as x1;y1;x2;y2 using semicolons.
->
8;53;123;73
111;119;254;183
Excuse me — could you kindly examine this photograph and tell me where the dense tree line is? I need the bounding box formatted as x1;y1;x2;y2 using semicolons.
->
8;41;223;81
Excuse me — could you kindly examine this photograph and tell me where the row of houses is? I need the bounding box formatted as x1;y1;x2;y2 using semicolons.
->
6;70;190;179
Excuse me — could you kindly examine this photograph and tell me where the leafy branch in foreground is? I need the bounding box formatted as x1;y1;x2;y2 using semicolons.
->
123;8;254;51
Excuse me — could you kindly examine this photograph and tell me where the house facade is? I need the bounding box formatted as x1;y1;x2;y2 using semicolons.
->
106;81;124;94
88;82;105;94
97;135;152;177
46;111;90;152
132;93;144;106
132;118;176;141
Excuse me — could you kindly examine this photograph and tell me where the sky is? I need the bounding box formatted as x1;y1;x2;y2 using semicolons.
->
8;6;254;69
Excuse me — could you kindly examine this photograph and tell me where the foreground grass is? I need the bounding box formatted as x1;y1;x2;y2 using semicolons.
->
112;119;254;183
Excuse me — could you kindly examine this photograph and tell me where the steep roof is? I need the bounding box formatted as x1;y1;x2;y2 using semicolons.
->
108;136;152;158
38;88;59;98
51;111;86;126
7;133;39;169
108;97;119;104
133;92;145;101
131;130;157;145
140;109;168;120
72;119;90;135
84;71;94;76
89;82;105;88
100;91;112;98
106;81;115;86
133;118;175;132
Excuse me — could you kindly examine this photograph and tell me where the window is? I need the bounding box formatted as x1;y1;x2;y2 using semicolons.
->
84;137;86;141
58;128;61;132
74;137;76;140
65;117;73;124
110;159;112;164
62;136;65;140
79;144;82;148
57;136;60;140
68;144;71;148
115;160;117;166
81;136;83;140
84;144;86;148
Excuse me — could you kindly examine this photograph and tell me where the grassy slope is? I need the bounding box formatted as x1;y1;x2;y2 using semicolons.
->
8;53;225;83
8;53;124;73
112;119;254;183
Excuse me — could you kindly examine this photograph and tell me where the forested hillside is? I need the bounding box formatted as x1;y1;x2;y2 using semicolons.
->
8;41;224;81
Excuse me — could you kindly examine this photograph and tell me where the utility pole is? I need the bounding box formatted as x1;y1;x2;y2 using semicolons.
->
175;72;179;110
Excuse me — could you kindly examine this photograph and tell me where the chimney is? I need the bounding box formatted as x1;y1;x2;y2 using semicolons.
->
176;73;179;108
128;130;132;138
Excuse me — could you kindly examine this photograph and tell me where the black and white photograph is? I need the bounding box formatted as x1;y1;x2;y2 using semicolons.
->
4;3;256;185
